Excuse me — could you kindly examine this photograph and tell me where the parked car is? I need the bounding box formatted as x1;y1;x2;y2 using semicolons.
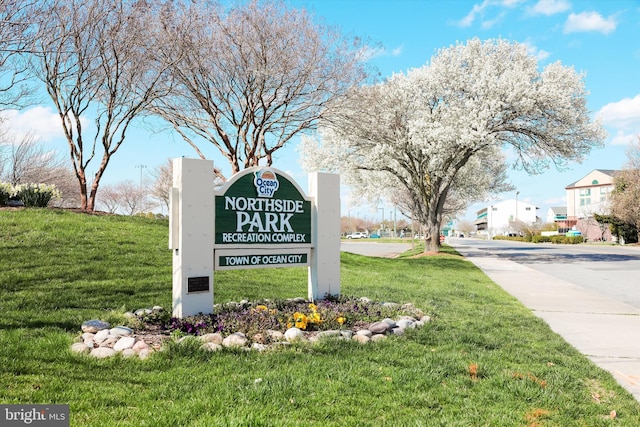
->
347;232;367;239
369;233;381;239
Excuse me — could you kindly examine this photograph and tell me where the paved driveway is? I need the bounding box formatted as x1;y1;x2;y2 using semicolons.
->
340;241;412;258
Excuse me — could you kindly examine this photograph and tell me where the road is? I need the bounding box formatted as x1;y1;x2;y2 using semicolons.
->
448;238;640;309
340;241;413;258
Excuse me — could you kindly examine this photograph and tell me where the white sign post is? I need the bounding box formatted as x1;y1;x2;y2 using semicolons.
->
308;172;341;300
169;158;215;318
169;158;340;318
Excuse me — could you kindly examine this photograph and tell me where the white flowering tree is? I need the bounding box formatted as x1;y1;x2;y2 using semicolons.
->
301;38;606;253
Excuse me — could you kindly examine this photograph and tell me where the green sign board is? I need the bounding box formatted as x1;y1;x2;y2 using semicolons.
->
218;252;308;268
214;168;312;246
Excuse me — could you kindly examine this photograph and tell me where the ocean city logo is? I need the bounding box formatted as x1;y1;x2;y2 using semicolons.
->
2;405;68;426
253;169;279;198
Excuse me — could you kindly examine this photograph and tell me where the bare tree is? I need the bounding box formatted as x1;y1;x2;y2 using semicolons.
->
98;180;150;215
150;0;370;180
0;127;77;206
610;136;640;241
0;0;37;108
149;158;172;213
455;220;475;237
29;0;169;211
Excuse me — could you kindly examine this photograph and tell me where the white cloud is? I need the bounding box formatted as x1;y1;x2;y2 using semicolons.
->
0;107;61;141
609;130;638;146
457;0;525;28
597;95;640;146
598;95;640;129
0;106;90;143
564;11;616;34
457;0;490;27
529;0;571;16
481;11;506;30
523;41;551;61
358;44;403;61
544;195;567;205
390;45;404;57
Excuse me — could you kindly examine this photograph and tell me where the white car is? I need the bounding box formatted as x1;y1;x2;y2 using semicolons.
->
347;232;367;239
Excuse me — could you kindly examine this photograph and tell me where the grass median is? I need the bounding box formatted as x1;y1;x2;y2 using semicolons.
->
1;208;639;426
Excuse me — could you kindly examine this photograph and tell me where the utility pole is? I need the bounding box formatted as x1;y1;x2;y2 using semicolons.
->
135;164;147;186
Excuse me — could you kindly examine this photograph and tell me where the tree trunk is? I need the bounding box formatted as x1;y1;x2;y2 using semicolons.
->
425;221;441;253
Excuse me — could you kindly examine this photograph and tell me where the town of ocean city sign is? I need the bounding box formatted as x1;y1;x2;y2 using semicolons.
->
214;168;312;270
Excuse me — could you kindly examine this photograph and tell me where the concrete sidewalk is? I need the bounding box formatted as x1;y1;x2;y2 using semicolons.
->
449;241;640;403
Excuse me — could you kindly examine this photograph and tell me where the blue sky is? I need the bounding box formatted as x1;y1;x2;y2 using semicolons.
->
3;0;639;222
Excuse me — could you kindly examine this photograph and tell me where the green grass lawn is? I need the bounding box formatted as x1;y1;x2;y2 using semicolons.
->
1;208;639;426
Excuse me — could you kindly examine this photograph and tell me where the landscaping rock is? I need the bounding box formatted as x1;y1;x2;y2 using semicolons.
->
252;343;269;352
284;327;305;342
133;340;150;352
70;342;91;354
352;334;370;344
200;333;223;345
266;330;284;340
110;326;134;337
223;332;248;348
81;320;110;333
81;332;95;341
93;329;111;344
113;336;136;352
99;336;119;348
371;334;387;342
201;342;223;352
90;347;116;358
317;330;341;338
396;319;415;329
381;318;397;328
369;321;390;334
121;349;137;358
356;329;373;337
340;330;354;339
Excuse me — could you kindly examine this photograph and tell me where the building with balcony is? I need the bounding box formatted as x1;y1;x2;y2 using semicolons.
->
546;206;574;233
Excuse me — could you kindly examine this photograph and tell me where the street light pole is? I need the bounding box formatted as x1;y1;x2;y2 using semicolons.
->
135;164;147;186
489;205;493;240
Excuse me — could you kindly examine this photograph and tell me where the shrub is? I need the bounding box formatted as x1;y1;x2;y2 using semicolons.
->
0;182;12;206
12;183;61;207
549;235;584;244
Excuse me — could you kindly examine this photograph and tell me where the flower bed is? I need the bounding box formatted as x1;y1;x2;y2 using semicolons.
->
72;296;432;358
